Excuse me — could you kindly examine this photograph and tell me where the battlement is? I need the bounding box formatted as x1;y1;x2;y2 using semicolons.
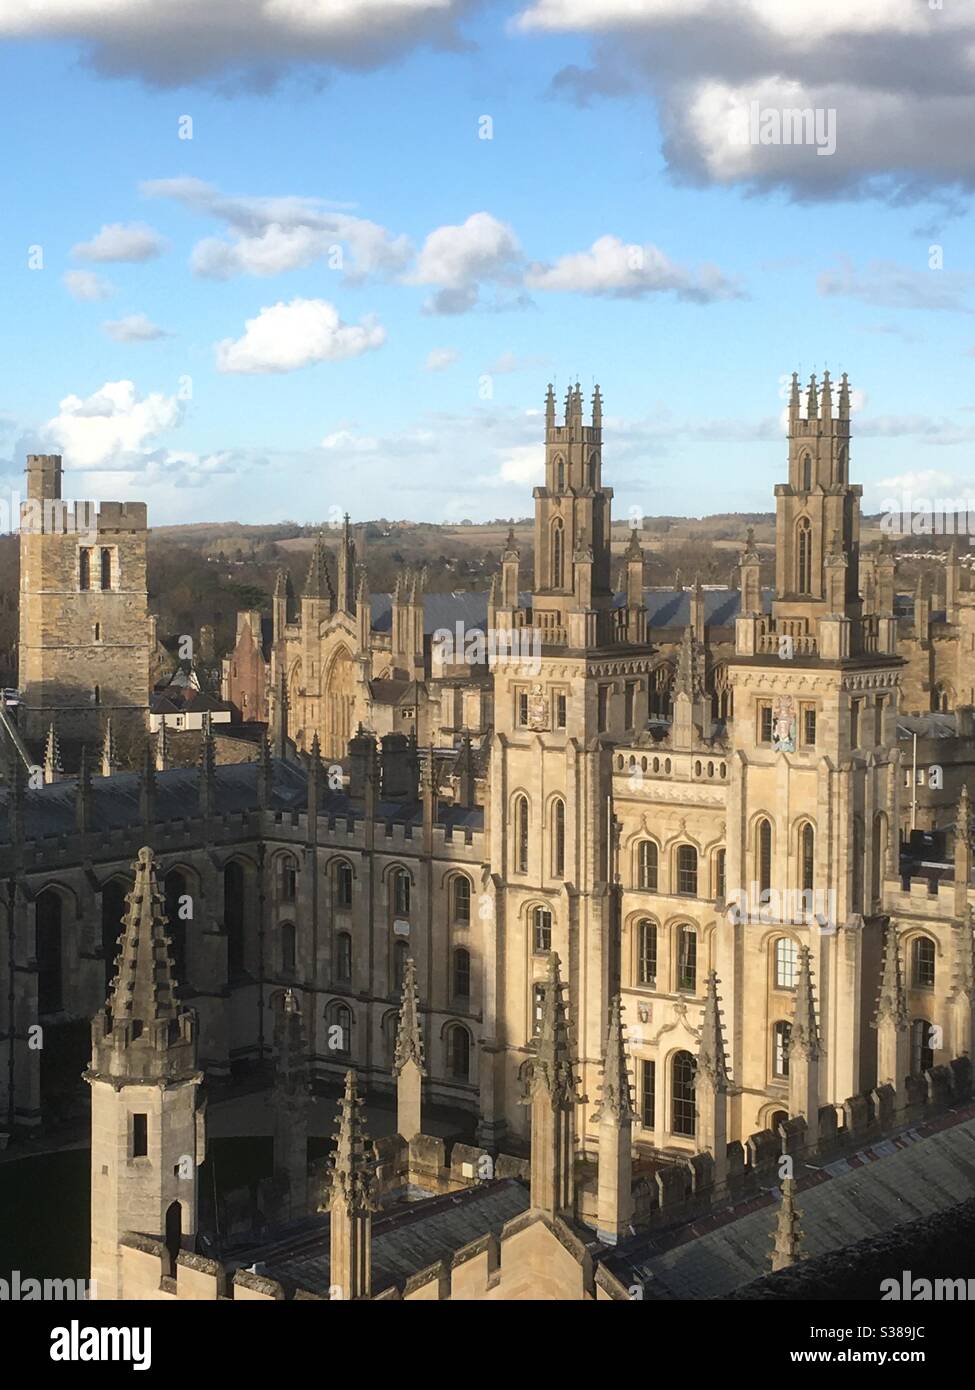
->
19;497;148;537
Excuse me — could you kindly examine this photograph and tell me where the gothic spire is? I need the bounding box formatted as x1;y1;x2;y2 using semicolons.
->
957;782;971;845
592;995;635;1125
329;1069;377;1216
43;721;63;784
791;947;822;1059
770;1177;803;1272
697;970;730;1091
304;532;334;602
155;718;170;772
874;925;908;1030
105;847;180;1025
393;956;426;1077
101;717;118;777
531;951;580;1109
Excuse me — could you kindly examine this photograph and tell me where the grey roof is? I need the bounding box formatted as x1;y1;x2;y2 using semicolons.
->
896;713;959;740
370;593;490;637
241;1179;531;1297
605;1109;975;1299
0;758;484;841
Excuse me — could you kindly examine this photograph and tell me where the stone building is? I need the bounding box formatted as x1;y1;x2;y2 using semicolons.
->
18;453;151;742
3;373;974;1224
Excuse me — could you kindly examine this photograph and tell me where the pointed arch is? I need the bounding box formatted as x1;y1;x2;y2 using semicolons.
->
551;518;565;588
796;516;812;594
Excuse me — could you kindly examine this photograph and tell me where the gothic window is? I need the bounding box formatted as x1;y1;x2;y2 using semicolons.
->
671;1051;697;1137
36;890;63;1015
453;874;471;924
641;1060;656;1129
650;664;674;719
515;795;529;874
133;1114;148;1159
101;878;129;994
637;840;658;891
597;684;609;732
552;519;564;588
533;906;552;954
676;925;697;993
714;849;726;902
758;701;773;743
278;855;297;904
555;691;567;729
797;517;812;594
851;816;864;915
773;1021;792;1078
326;1002;352;1056
100;548;112;591
801;454;812;491
79;548;91;591
552;799;566;878
447;1024;471;1080
392;939;407;994
586;454;597;488
336;932;353;984
872;813;886;905
712;665;732;722
757;818;772;897
164;870;188;990
676;844;697;897
453;947;471;1001
774;937;798;990
280;923;296;976
334;860;354;909
637;920;657;986
224;861;246;980
800;822;815;895
802;704;817;745
393;868;411;916
911;935;936;989
555;456;565;492
911;1018;934;1073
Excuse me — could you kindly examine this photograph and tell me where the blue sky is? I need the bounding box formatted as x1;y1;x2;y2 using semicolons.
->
1;0;974;527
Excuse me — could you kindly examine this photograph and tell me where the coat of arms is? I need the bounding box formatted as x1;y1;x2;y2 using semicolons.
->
528;683;549;730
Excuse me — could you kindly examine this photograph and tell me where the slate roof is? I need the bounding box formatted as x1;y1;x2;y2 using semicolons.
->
237;1179;531;1297
603;1107;975;1300
896;712;960;741
0;758;485;841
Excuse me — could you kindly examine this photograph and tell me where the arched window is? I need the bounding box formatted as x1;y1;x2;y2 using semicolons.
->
797;517;812;594
799;822;814;895
552;519;564;588
637;840;658;891
671;1051;696;1137
773;1021;792;1077
911;935;935;989
278;854;297;904
676;844;697;896
79;549;90;591
757;818;772;897
676;925;697;993
555;456;565;492
393;869;411;916
101;878;129;993
336;932;352;984
280;923;296;976
769;1108;788;1137
851;816;864;914
224;862;246;980
452;875;471;924
453;948;471;1001
100;548;112;590
774;937;798;990
714;848;726;902
164;870;188;990
587;454;597;488
334;860;354;909
533;906;552;954
872;813;886;904
36;890;64;1014
801;454;812;491
911;1018;934;1073
836;445;847;483
392;939;408;994
326;1002;352;1056
447;1024;471;1080
515;796;529;874
552;798;566;878
637;920;657;986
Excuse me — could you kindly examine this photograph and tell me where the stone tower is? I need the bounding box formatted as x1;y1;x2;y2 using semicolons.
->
327;1069;377;1301
484;382;653;1147
726;370;902;1118
19;454;151;742
86;846;204;1300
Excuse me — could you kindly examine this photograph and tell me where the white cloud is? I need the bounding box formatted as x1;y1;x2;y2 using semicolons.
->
496;444;544;486
72;221;166;263
103;312;171;342
817;259;973;314
514;0;975;202
215;297;386;374
0;0;469;86
486;351;548;374
144;178;412;283
526;234;742;302
321;429;381;452
63;269;115;301
409;213;523;314
42;380;183;470
424;347;460;371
